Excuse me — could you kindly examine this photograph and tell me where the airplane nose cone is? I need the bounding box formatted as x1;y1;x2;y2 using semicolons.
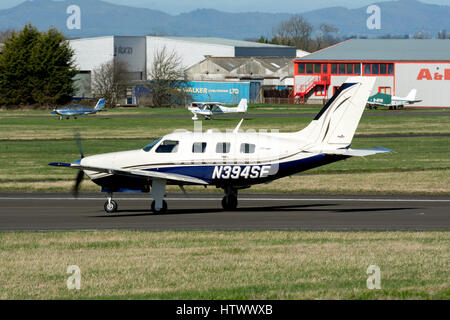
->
72;158;82;166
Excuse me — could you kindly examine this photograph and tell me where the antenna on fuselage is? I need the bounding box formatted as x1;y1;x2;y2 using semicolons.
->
233;119;244;133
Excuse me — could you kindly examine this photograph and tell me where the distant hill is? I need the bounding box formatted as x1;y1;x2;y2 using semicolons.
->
0;0;449;39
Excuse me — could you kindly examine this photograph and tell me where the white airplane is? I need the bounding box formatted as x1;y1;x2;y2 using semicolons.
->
367;89;422;109
188;99;248;120
49;77;390;214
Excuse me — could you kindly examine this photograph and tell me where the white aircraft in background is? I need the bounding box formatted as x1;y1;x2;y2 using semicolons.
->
188;99;248;120
49;77;390;214
367;89;422;109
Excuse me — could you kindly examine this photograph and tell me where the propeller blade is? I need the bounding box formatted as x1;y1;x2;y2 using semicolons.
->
72;170;84;198
74;131;85;159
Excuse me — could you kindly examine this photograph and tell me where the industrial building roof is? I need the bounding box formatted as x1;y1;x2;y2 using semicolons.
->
296;39;450;62
159;36;293;48
192;56;292;72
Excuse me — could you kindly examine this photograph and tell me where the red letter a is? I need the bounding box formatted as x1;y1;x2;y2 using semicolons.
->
417;69;432;80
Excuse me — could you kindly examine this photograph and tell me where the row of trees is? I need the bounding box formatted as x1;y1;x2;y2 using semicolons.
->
91;46;189;108
254;15;341;52
255;15;450;52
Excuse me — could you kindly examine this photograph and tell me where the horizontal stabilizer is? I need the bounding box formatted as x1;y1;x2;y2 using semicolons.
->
322;147;392;157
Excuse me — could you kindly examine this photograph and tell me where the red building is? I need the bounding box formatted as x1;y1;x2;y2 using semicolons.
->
293;39;450;107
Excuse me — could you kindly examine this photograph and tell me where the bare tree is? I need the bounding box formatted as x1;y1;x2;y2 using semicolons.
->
0;29;15;43
413;29;432;39
315;24;340;50
92;60;129;107
437;29;449;39
147;46;190;107
272;15;313;51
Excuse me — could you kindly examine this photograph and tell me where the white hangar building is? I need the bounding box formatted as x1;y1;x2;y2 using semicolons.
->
68;36;296;97
294;39;450;108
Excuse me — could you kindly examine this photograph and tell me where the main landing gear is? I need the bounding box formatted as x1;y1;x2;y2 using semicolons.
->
222;186;238;210
151;179;167;214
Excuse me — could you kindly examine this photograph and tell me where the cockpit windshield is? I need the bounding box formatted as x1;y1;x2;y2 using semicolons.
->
142;138;161;152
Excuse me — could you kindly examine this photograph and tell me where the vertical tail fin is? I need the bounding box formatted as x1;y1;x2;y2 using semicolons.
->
297;77;376;151
405;89;417;101
236;99;248;113
94;98;106;110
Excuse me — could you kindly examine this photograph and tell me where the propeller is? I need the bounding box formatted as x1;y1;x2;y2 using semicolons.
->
72;131;85;198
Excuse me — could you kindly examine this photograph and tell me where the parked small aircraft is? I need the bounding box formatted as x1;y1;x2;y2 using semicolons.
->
188;99;248;120
49;77;390;214
51;98;106;119
367;89;422;109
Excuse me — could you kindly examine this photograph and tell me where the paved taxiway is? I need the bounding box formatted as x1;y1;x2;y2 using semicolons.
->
0;192;448;231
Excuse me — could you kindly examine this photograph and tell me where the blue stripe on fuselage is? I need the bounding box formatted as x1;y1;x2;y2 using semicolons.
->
91;154;348;191
143;153;346;185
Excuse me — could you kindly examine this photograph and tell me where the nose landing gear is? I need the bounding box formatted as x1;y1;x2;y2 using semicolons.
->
104;192;118;213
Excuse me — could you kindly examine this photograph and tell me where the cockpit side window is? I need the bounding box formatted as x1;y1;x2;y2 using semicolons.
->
155;140;179;153
142;138;161;152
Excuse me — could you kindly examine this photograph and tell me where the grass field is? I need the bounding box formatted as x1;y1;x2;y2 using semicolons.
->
0;105;449;194
0;106;449;301
0;231;448;299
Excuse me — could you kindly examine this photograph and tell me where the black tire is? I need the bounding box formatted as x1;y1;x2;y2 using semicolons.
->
151;200;167;214
104;200;118;213
222;195;238;210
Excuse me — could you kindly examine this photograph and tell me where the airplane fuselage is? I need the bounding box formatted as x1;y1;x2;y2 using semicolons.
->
82;131;347;192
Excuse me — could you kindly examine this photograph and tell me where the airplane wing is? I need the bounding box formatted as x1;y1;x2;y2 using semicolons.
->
49;162;208;185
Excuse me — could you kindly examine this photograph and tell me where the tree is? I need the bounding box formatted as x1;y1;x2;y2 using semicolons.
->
147;46;190;107
315;24;340;50
92;60;129;108
272;15;313;51
0;24;77;107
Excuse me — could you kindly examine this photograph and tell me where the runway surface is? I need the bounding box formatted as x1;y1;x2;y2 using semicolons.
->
1;192;449;231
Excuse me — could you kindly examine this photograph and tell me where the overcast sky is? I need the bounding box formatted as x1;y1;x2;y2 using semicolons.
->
1;0;448;13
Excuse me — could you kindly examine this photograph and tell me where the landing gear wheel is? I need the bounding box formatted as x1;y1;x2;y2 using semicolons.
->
151;200;167;214
104;200;118;213
222;195;238;210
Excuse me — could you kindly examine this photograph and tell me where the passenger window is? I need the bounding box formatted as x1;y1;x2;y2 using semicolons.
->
216;142;230;153
192;142;207;153
240;143;255;154
155;140;179;153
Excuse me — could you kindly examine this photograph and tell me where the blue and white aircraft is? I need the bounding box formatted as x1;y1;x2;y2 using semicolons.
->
49;77;390;214
51;98;106;119
188;99;248;120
